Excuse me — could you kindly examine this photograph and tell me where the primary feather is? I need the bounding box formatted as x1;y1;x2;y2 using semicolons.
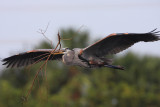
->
82;29;160;59
2;49;64;68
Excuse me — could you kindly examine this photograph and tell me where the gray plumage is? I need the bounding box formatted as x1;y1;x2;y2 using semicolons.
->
2;29;160;70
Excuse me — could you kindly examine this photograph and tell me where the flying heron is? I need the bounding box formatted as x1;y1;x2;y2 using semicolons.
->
2;29;160;70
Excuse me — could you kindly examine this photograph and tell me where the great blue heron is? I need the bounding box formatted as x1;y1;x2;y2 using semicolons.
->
2;29;160;70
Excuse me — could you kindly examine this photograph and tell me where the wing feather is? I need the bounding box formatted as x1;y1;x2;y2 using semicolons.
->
82;30;160;58
2;49;64;68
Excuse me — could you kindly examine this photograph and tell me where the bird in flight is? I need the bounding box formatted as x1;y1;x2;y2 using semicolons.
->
2;29;160;70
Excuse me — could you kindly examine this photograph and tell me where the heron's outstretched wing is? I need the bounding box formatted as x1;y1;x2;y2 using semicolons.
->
2;49;64;68
82;29;160;58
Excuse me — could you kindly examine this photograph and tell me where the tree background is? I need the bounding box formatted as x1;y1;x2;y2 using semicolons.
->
0;28;160;107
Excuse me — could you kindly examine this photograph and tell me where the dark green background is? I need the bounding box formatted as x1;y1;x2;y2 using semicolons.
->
0;28;160;107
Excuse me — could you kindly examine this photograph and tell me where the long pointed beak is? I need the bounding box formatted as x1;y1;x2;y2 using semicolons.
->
50;49;66;55
53;51;64;55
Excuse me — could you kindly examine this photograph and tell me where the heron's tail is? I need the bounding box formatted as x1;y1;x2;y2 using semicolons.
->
104;64;124;70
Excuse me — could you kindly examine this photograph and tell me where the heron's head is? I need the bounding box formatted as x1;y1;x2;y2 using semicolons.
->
61;47;70;52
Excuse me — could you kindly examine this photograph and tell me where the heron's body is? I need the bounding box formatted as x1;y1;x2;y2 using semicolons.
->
62;48;88;67
62;48;122;69
2;29;160;70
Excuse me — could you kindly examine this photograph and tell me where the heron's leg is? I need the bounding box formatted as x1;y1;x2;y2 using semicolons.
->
104;65;124;70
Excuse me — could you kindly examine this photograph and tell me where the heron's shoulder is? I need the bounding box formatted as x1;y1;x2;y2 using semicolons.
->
72;48;82;51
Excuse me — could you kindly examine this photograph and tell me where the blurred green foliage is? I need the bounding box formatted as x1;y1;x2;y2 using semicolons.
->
0;28;160;107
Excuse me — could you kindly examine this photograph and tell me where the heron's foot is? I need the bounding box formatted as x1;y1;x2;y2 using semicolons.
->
116;65;125;70
104;65;125;70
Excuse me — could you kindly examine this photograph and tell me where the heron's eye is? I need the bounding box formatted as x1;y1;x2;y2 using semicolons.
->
65;47;69;50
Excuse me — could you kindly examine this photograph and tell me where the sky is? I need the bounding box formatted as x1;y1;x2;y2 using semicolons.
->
0;0;160;69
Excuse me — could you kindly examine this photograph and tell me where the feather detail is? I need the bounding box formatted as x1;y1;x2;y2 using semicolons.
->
82;29;160;59
2;49;64;68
